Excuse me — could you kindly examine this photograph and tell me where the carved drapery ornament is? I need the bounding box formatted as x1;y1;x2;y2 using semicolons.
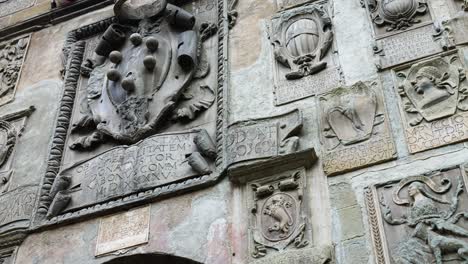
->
366;166;468;264
269;3;333;80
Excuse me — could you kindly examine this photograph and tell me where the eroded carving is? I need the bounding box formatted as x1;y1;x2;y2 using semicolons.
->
249;169;310;259
319;81;396;175
367;166;468;264
395;51;468;153
0;36;29;106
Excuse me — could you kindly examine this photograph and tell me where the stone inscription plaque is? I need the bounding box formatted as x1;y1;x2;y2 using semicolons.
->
60;131;209;210
96;206;150;256
375;25;442;70
226;109;303;167
366;166;468;264
0;186;36;227
319;81;396;175
394;51;468;153
274;67;342;105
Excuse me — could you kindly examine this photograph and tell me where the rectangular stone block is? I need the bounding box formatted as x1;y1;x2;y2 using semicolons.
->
365;165;468;264
96;206;150;256
319;81;396;175
0;0;35;18
393;50;468;153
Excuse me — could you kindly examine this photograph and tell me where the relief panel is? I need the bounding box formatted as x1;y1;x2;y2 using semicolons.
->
318;81;396;176
37;0;228;224
394;50;468;153
0;0;35;18
0;36;30;106
366;165;468;264
267;1;343;105
248;168;311;261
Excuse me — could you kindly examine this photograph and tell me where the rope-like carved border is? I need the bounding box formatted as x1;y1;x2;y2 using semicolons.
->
35;2;228;223
364;187;386;264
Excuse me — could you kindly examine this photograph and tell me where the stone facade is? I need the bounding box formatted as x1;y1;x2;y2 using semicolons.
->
0;0;467;263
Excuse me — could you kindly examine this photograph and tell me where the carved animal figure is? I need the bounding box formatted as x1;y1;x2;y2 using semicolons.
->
263;196;293;237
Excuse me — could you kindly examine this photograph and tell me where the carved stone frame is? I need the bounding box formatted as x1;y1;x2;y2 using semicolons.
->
33;0;230;227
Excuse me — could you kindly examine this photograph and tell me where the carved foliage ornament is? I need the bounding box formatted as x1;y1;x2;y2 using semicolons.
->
367;167;468;264
0;37;28;105
397;55;468;126
72;0;215;150
364;0;428;32
269;3;333;80
250;169;309;259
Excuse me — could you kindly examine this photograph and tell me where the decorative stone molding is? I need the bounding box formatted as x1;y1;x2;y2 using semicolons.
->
393;49;468;153
366;165;468;264
35;0;229;226
267;0;343;105
318;81;396;175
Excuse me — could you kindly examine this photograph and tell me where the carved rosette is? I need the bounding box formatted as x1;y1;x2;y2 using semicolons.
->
396;53;468;126
366;166;468;264
249;169;309;259
364;0;428;32
268;3;333;80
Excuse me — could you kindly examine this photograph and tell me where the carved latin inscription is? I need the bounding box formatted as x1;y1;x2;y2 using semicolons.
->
0;36;29;106
374;25;445;70
395;51;468;153
319;81;396;175
249;168;310;259
226;109;303;167
366;166;468;264
0;0;35;18
96;206;150;256
0;186;36;228
47;130;215;217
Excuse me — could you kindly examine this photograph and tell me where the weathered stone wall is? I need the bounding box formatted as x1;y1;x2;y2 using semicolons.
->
0;0;467;263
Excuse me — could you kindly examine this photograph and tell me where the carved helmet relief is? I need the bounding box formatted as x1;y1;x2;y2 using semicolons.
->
269;3;333;80
320;82;384;149
397;55;468;125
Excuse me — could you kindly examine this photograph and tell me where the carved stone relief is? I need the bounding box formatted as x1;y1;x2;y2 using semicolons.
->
0;36;30;106
362;0;432;37
394;50;468;153
318;81;396;175
0;0;35;18
267;1;343;105
366;165;468;264
248;168;311;260
37;0;228;225
226;109;303;169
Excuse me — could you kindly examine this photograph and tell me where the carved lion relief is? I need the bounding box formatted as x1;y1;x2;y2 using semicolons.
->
366;166;468;264
319;81;396;175
248;168;310;259
268;1;342;105
362;0;432;36
0;36;29;107
394;50;468;153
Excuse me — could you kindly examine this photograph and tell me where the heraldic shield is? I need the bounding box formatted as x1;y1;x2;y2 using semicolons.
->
71;0;209;149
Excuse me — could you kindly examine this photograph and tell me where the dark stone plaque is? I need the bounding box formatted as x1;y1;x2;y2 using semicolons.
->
366;165;468;264
319;81;396;175
394;50;468;153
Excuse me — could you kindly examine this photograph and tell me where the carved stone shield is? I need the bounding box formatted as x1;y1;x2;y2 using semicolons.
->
260;193;298;242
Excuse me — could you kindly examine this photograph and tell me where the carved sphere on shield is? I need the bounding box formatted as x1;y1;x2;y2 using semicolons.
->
109;50;122;64
121;77;136;92
107;69;121;82
146;37;159;52
130;33;143;46
381;0;416;18
143;55;156;71
285;19;319;58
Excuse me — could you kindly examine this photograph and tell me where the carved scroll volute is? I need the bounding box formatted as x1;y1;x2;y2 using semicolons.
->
270;4;333;80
